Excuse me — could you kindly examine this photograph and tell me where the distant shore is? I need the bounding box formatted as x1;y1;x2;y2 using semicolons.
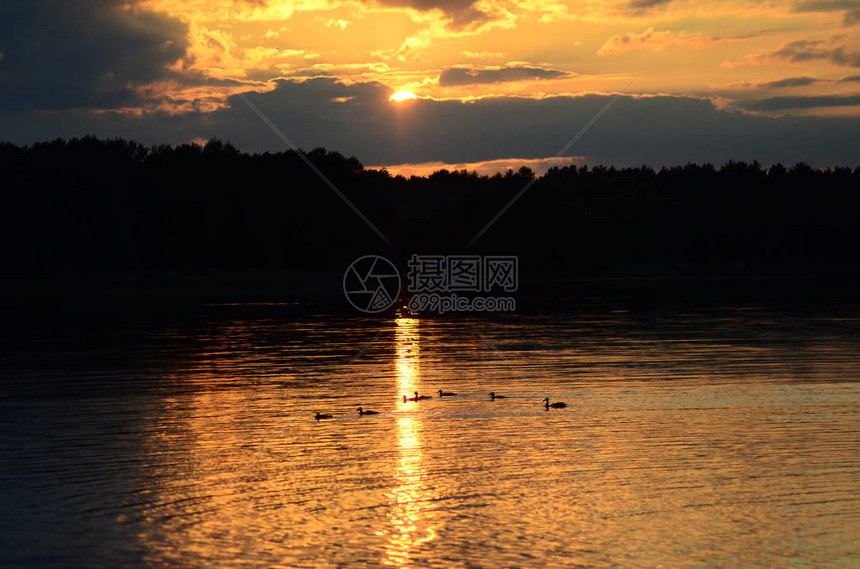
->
2;138;858;317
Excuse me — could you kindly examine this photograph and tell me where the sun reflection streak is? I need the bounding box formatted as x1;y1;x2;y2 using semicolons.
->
384;318;438;567
395;317;420;397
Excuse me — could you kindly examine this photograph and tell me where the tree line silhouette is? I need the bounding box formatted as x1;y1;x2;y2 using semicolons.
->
1;136;858;299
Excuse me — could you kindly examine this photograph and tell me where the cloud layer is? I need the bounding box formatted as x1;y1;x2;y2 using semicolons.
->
2;78;858;167
793;0;860;26
743;94;860;111
438;66;569;86
765;40;860;68
0;1;188;112
0;0;857;168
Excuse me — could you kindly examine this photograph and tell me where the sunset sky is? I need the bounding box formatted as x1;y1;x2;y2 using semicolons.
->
2;0;859;171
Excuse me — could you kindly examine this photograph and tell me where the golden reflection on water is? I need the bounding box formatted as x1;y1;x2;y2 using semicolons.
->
385;317;438;567
395;317;420;397
124;313;860;568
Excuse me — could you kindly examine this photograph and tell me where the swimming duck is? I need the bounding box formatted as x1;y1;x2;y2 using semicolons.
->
437;389;456;397
403;391;431;402
543;397;567;409
357;407;379;415
490;392;506;400
315;412;333;420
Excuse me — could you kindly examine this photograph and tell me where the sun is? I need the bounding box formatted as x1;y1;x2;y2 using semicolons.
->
389;90;417;102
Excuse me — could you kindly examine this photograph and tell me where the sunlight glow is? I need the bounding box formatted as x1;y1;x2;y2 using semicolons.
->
387;318;438;564
395;318;419;395
389;90;417;102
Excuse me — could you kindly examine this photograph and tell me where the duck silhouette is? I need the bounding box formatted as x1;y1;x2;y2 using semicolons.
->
315;412;333;420
543;397;567;410
490;392;506;400
437;389;456;397
357;407;379;415
403;391;431;401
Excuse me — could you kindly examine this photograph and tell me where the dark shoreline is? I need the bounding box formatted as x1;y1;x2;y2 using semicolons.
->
3;271;858;323
3;138;858;320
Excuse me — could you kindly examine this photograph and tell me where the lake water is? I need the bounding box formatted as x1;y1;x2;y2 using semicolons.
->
1;300;859;568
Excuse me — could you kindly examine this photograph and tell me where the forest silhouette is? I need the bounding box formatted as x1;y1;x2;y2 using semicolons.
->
1;136;858;302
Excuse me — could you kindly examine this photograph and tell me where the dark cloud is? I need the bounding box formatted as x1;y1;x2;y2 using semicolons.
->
795;0;856;8
2;78;859;168
438;66;570;86
769;40;860;67
793;0;860;25
743;94;860;111
759;76;820;88
627;0;673;12
178;75;267;88
0;1;188;112
369;0;488;27
712;32;772;41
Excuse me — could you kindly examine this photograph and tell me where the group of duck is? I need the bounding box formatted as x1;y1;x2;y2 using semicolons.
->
314;390;567;420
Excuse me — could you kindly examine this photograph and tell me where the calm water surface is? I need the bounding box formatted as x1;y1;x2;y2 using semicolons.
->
1;302;859;568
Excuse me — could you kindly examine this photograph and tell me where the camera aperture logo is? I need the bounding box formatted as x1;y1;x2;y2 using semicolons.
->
343;254;518;314
343;255;401;313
